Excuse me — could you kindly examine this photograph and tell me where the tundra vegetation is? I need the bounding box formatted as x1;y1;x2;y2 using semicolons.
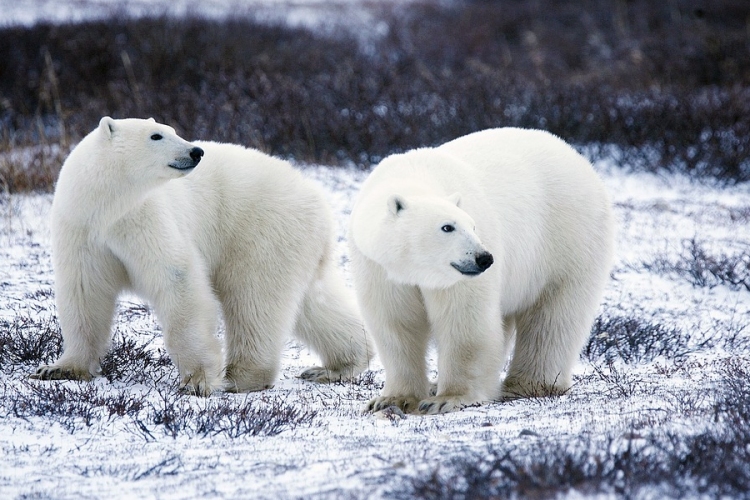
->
1;1;749;498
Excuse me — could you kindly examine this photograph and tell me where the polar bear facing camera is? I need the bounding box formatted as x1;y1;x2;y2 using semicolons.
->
350;127;614;414
33;117;371;395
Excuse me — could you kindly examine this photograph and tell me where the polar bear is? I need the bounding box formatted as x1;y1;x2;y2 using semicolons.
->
32;117;372;395
350;127;614;414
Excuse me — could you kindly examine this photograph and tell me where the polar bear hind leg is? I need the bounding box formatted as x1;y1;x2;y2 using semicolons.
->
220;277;305;392
296;259;373;383
502;280;600;399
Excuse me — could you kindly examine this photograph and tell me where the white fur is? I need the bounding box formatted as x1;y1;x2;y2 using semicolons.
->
350;127;614;414
34;117;372;395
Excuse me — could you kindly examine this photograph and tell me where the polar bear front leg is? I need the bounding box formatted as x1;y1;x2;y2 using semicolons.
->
124;205;225;395
112;226;224;396
159;287;224;397
364;314;431;414
151;270;224;396
355;260;432;414
222;301;290;393
31;247;124;382
418;285;504;415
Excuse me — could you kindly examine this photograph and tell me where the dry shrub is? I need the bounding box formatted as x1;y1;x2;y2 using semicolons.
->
1;0;749;192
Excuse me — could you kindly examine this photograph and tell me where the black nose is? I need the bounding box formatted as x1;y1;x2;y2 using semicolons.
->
190;147;204;162
475;251;494;271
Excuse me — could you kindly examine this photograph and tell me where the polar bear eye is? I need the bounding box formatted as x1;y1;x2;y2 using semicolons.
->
441;224;455;233
150;134;163;141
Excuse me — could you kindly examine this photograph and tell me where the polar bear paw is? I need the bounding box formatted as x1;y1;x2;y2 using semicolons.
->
363;395;422;414
30;364;93;381
416;395;475;415
297;365;363;383
178;368;224;397
223;364;275;393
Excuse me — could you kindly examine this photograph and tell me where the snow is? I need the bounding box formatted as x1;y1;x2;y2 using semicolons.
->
1;158;749;498
0;0;418;35
1;1;749;497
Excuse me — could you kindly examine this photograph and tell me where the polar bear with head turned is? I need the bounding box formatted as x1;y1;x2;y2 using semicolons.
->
350;127;614;415
33;117;372;395
357;191;495;289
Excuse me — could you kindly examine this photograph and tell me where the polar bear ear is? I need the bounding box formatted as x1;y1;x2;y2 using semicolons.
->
147;117;156;123
388;195;407;215
447;192;462;207
98;116;116;139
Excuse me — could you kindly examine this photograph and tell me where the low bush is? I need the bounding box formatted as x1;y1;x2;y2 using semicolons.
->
6;380;145;432
643;237;750;291
1;0;749;192
3;377;316;438
406;361;750;499
141;388;317;439
100;330;173;384
584;314;689;363
0;314;62;370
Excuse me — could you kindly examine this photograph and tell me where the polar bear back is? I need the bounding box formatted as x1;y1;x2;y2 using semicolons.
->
439;127;606;207
443;128;613;312
161;141;332;282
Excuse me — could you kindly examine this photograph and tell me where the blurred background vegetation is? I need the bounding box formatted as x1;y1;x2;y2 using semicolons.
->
1;0;749;192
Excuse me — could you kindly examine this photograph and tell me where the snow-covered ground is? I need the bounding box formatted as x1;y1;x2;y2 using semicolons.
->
2;1;749;497
0;0;415;38
1;158;749;498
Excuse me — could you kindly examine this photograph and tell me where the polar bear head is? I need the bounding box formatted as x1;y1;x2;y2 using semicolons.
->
357;192;494;289
94;116;203;186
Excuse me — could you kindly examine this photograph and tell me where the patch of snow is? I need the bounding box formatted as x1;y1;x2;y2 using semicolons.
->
0;0;423;35
1;158;749;498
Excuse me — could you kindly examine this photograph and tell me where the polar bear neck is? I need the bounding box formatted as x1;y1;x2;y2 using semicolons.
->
53;136;180;229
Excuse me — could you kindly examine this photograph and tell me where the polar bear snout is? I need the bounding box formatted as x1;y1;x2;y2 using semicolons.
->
190;146;204;162
169;146;204;171
475;251;494;271
451;251;494;276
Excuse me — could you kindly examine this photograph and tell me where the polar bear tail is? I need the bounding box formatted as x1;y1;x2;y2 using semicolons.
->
295;259;373;383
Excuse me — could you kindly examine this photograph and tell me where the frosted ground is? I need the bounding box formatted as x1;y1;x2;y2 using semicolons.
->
0;0;417;34
2;158;749;498
1;1;750;498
